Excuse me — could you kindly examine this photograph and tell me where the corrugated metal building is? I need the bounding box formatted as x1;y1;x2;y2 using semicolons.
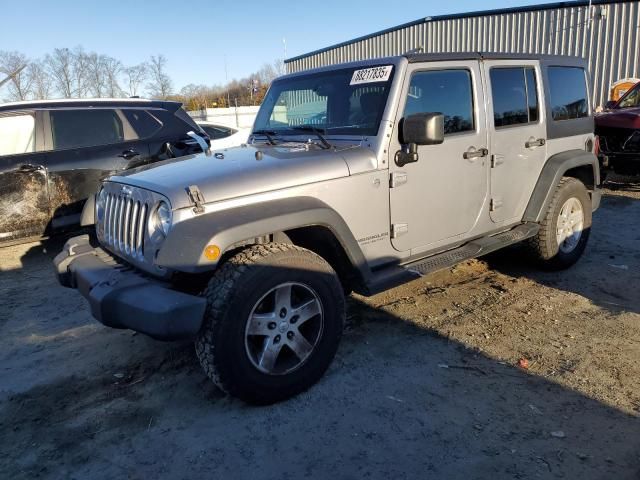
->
284;0;640;107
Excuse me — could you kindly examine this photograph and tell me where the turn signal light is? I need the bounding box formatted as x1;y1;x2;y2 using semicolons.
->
204;245;221;261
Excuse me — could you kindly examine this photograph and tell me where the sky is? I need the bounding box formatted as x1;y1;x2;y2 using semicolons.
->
1;0;566;93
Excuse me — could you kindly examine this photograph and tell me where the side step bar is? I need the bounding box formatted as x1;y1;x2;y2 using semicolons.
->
364;223;539;296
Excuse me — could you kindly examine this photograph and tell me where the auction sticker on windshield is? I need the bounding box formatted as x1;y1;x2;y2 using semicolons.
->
350;66;393;85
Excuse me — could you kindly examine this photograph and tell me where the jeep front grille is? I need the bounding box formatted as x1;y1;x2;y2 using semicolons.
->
598;127;640;154
96;182;170;276
102;193;148;258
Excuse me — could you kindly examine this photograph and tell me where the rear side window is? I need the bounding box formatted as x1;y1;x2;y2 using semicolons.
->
490;67;539;127
548;67;589;121
50;109;124;150
404;69;475;135
0;113;35;156
122;109;163;139
174;107;204;133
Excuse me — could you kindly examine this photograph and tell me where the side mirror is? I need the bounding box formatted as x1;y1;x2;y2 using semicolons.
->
395;113;444;167
402;112;445;145
604;100;617;111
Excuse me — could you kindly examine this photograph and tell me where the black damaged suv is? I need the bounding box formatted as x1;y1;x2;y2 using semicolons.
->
0;98;209;244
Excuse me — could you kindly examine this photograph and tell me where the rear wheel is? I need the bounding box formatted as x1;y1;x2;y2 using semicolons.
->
527;177;592;270
195;243;345;404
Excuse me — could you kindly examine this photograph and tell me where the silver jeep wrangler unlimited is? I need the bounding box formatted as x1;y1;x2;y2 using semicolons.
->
56;53;600;404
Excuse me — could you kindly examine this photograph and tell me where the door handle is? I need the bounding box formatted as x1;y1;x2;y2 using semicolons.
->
18;164;44;173
525;138;546;148
118;149;140;160
463;147;488;160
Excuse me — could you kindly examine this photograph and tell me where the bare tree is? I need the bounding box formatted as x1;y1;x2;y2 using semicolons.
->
257;63;278;85
87;52;107;97
0;51;32;101
46;48;74;97
273;59;286;76
102;56;122;97
2;46;284;104
123;63;148;97
146;54;172;99
45;47;91;98
71;47;90;97
180;83;220;110
28;61;52;100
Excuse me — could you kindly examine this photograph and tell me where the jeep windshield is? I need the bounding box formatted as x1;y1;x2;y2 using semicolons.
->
253;65;395;138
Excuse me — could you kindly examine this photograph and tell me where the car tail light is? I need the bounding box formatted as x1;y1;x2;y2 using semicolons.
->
591;135;600;156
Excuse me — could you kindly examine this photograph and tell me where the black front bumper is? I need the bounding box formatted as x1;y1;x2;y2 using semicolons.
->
600;153;640;173
54;235;207;340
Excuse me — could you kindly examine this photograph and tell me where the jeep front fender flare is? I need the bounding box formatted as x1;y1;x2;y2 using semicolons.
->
523;149;600;223
156;197;371;279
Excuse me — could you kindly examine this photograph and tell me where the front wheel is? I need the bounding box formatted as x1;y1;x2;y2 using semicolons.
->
526;177;592;270
195;243;345;404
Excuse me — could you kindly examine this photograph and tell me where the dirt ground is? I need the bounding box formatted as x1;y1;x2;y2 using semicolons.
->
1;175;639;480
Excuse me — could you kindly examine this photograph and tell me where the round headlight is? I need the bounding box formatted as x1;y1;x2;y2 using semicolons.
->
96;187;107;222
153;201;172;237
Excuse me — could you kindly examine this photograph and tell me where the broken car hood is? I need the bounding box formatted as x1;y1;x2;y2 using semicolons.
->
596;107;640;129
109;143;375;210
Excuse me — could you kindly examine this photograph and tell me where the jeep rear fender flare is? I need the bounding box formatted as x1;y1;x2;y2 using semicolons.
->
523;149;600;223
156;197;371;279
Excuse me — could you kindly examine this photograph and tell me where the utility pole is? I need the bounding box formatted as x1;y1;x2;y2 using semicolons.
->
224;55;231;109
234;97;239;127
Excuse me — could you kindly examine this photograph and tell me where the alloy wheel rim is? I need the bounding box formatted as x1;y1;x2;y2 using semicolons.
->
556;197;584;254
244;282;324;375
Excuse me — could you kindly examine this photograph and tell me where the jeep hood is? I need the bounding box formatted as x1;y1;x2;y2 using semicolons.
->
595;107;640;129
109;143;375;210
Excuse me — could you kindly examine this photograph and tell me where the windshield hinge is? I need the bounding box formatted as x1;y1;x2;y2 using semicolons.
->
186;185;205;214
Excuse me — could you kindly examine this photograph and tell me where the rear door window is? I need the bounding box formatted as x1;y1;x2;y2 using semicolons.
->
0;113;35;156
122;109;163;139
404;69;475;135
490;67;539;127
50;109;124;150
547;67;589;120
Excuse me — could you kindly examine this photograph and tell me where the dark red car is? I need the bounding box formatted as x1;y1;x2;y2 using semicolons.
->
595;81;640;175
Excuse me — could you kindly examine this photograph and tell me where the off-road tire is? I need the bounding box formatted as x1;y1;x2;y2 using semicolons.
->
527;177;592;270
195;243;345;404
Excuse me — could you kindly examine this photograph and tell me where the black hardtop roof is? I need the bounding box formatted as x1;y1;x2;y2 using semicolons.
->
406;51;588;65
279;52;588;80
0;98;182;113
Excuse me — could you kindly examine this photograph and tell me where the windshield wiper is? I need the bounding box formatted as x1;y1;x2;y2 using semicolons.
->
252;129;277;145
290;125;332;149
